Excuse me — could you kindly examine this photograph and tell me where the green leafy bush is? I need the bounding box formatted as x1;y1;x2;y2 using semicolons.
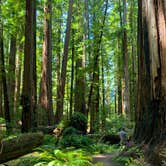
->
0;117;5;124
35;149;100;166
69;112;87;134
62;127;82;137
59;134;94;149
92;143;119;154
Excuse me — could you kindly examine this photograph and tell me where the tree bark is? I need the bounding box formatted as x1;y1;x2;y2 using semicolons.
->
122;0;130;116
21;0;36;132
88;0;109;133
0;1;11;132
8;36;16;120
69;29;75;119
134;0;166;143
55;0;73;123
39;0;53;126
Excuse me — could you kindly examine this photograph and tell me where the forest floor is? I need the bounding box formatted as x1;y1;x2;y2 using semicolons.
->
93;154;119;166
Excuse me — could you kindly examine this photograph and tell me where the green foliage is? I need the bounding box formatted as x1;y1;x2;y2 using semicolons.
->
62;126;82;137
92;143;119;154
59;134;94;149
0;117;5;124
159;147;166;166
113;146;150;166
69;112;88;134
35;149;99;166
106;114;134;136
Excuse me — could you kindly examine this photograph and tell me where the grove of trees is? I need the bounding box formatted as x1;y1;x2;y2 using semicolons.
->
0;0;165;146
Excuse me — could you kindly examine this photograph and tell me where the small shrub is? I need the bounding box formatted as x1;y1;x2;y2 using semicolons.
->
59;134;94;149
62;127;82;137
69;112;87;134
92;143;119;154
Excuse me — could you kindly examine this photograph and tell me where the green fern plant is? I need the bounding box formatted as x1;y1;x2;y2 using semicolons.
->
35;148;101;166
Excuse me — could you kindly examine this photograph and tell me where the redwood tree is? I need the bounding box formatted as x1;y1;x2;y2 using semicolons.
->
134;0;166;142
21;0;36;132
55;0;73;123
39;0;53;125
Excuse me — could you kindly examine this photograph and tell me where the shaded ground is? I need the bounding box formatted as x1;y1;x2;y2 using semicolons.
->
93;154;119;166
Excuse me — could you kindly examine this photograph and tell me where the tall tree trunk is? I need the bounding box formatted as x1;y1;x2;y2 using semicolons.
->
8;36;16;121
69;29;75;119
88;0;109;133
0;78;2;117
122;0;130;115
0;2;11;132
14;44;23;114
39;0;53;125
74;0;86;115
134;0;166;143
101;48;106;129
21;0;36;132
55;0;73;123
56;5;62;119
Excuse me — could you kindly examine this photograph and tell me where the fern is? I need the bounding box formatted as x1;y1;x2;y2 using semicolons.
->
35;148;99;166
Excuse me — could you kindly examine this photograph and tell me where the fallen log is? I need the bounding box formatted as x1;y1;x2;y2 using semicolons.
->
32;125;57;134
99;134;120;144
0;132;44;163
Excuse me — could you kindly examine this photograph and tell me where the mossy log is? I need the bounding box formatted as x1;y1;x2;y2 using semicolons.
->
0;132;44;163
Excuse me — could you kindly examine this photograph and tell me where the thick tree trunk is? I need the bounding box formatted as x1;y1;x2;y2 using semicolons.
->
55;0;73;123
0;3;11;132
74;2;86;115
135;0;166;143
21;0;36;132
39;0;53;125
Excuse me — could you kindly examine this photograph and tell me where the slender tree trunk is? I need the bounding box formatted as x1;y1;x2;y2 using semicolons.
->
0;78;2;117
55;0;73;123
8;36;16;121
32;1;37;128
56;5;62;119
122;0;130;115
39;0;53;125
21;0;36;132
88;0;109;133
14;44;23;113
69;29;75;119
101;49;106;129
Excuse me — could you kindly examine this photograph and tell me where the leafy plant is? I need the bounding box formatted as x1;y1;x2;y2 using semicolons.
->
69;112;88;134
35;148;101;166
0;117;5;124
92;143;119;154
59;134;94;149
62;126;82;137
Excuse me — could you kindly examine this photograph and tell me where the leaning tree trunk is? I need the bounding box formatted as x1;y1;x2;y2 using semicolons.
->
55;0;73;123
134;0;166;143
